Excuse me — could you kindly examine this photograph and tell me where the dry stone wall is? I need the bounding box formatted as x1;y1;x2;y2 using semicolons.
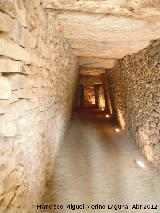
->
83;85;95;107
0;1;78;212
107;39;160;167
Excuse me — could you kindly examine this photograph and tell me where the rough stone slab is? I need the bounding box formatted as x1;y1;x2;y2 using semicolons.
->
0;37;31;64
37;38;50;58
31;51;47;68
49;0;160;68
108;38;160;168
0;0;27;27
79;57;115;69
0;3;79;213
0;11;14;32
33;0;42;8
10;24;37;48
0;58;23;73
0;102;7;114
43;0;160;17
0;120;17;137
0;76;11;100
8;74;30;90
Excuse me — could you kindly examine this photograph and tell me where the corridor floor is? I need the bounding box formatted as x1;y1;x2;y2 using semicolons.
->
39;111;160;213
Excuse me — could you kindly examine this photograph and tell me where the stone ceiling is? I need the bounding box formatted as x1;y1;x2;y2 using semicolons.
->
43;0;160;71
80;67;105;75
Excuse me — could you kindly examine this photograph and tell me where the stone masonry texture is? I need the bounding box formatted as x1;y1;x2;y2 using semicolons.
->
0;1;78;212
107;39;160;168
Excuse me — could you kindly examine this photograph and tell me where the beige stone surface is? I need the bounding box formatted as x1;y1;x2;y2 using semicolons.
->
43;0;160;17
0;0;159;212
0;11;15;32
0;37;31;64
107;38;160;168
0;76;11;100
0;0;27;27
0;58;23;74
0;120;17;137
0;2;78;212
43;0;160;70
79;57;115;69
80;67;105;76
41;117;160;213
10;24;37;48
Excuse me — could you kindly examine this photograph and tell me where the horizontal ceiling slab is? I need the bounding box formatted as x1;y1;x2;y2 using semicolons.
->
43;0;160;68
43;0;160;18
79;57;115;69
57;12;160;58
80;67;106;75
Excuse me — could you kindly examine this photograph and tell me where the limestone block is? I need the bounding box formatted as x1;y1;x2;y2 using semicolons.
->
0;138;12;156
10;24;37;48
0;11;14;32
37;38;50;58
23;65;31;75
152;111;159;118
1;191;15;209
0;102;7;114
0;76;11;100
0;58;23;74
0;0;16;17
11;89;34;101
0;0;27;27
16;117;28;134
31;51;46;68
108;38;160;168
0;120;17;137
0;101;24;122
0;37;31;64
4;167;24;192
33;0;42;8
0;3;79;212
8;74;30;90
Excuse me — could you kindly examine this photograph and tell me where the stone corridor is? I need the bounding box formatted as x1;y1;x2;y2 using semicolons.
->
0;0;160;212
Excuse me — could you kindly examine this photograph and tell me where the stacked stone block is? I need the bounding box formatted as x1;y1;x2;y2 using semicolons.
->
0;1;78;212
107;39;160;168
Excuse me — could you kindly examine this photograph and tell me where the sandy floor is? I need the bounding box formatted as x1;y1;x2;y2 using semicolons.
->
38;111;160;213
